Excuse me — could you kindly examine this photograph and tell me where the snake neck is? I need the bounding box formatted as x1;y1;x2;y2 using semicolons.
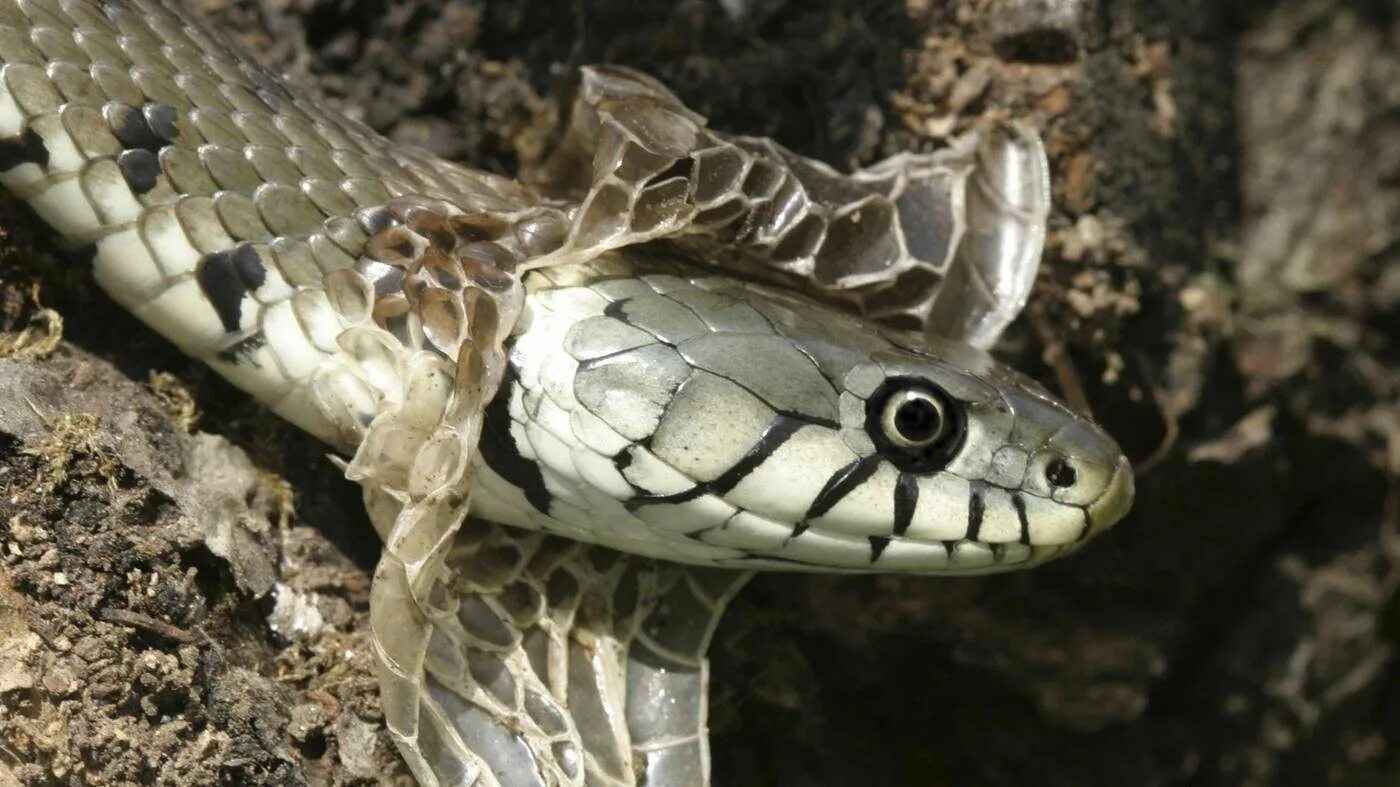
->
467;257;745;565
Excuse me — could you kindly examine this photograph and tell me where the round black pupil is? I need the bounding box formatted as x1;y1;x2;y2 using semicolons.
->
1046;459;1077;487
894;397;940;442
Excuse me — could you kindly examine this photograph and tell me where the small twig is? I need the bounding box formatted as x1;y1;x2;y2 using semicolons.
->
1132;384;1180;476
98;607;200;645
1130;350;1180;476
1028;307;1094;420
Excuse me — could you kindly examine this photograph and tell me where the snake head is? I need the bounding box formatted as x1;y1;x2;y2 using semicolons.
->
822;332;1135;573
484;260;1133;575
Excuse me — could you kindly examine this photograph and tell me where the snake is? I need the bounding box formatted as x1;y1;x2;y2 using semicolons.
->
0;0;1135;783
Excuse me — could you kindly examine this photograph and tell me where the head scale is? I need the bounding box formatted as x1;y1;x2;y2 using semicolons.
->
482;258;1133;575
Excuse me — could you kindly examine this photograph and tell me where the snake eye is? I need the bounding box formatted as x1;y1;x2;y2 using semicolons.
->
865;378;966;472
881;389;946;449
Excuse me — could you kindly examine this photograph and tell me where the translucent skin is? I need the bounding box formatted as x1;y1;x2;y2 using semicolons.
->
470;253;1133;575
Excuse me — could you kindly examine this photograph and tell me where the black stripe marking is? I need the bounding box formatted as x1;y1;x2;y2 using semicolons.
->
0;127;48;171
1012;494;1031;545
708;415;806;494
892;473;919;536
625;485;706;509
869;536;890;562
625;414;806;509
478;384;553;515
729;553;824;568
806;455;880;521
197;242;266;332
967;488;985;541
118;149;160;194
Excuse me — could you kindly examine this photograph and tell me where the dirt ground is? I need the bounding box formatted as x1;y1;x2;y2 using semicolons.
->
0;0;1396;785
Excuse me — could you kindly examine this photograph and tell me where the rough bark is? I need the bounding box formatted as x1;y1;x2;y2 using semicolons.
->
1;0;1396;784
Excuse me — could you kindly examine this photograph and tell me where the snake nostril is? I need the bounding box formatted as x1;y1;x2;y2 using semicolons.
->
1045;458;1077;488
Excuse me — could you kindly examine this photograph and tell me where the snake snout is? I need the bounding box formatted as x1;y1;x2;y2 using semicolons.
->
1023;423;1134;550
1086;455;1134;535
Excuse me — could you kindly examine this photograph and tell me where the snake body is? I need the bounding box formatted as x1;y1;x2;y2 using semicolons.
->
0;0;1134;784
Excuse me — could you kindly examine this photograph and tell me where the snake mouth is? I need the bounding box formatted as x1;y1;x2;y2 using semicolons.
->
1086;456;1135;534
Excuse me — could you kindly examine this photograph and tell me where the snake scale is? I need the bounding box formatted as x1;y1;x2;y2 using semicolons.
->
0;0;1134;783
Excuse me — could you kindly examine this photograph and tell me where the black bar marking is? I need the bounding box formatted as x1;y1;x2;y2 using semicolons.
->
1012;494;1031;545
967;488;985;541
196;242;266;333
478;384;553;515
231;243;266;289
0;127;49;171
114;103;175;154
113;105;156;151
869;536;890;562
892;473;919;536
806;455;880;521
118;149;160;194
